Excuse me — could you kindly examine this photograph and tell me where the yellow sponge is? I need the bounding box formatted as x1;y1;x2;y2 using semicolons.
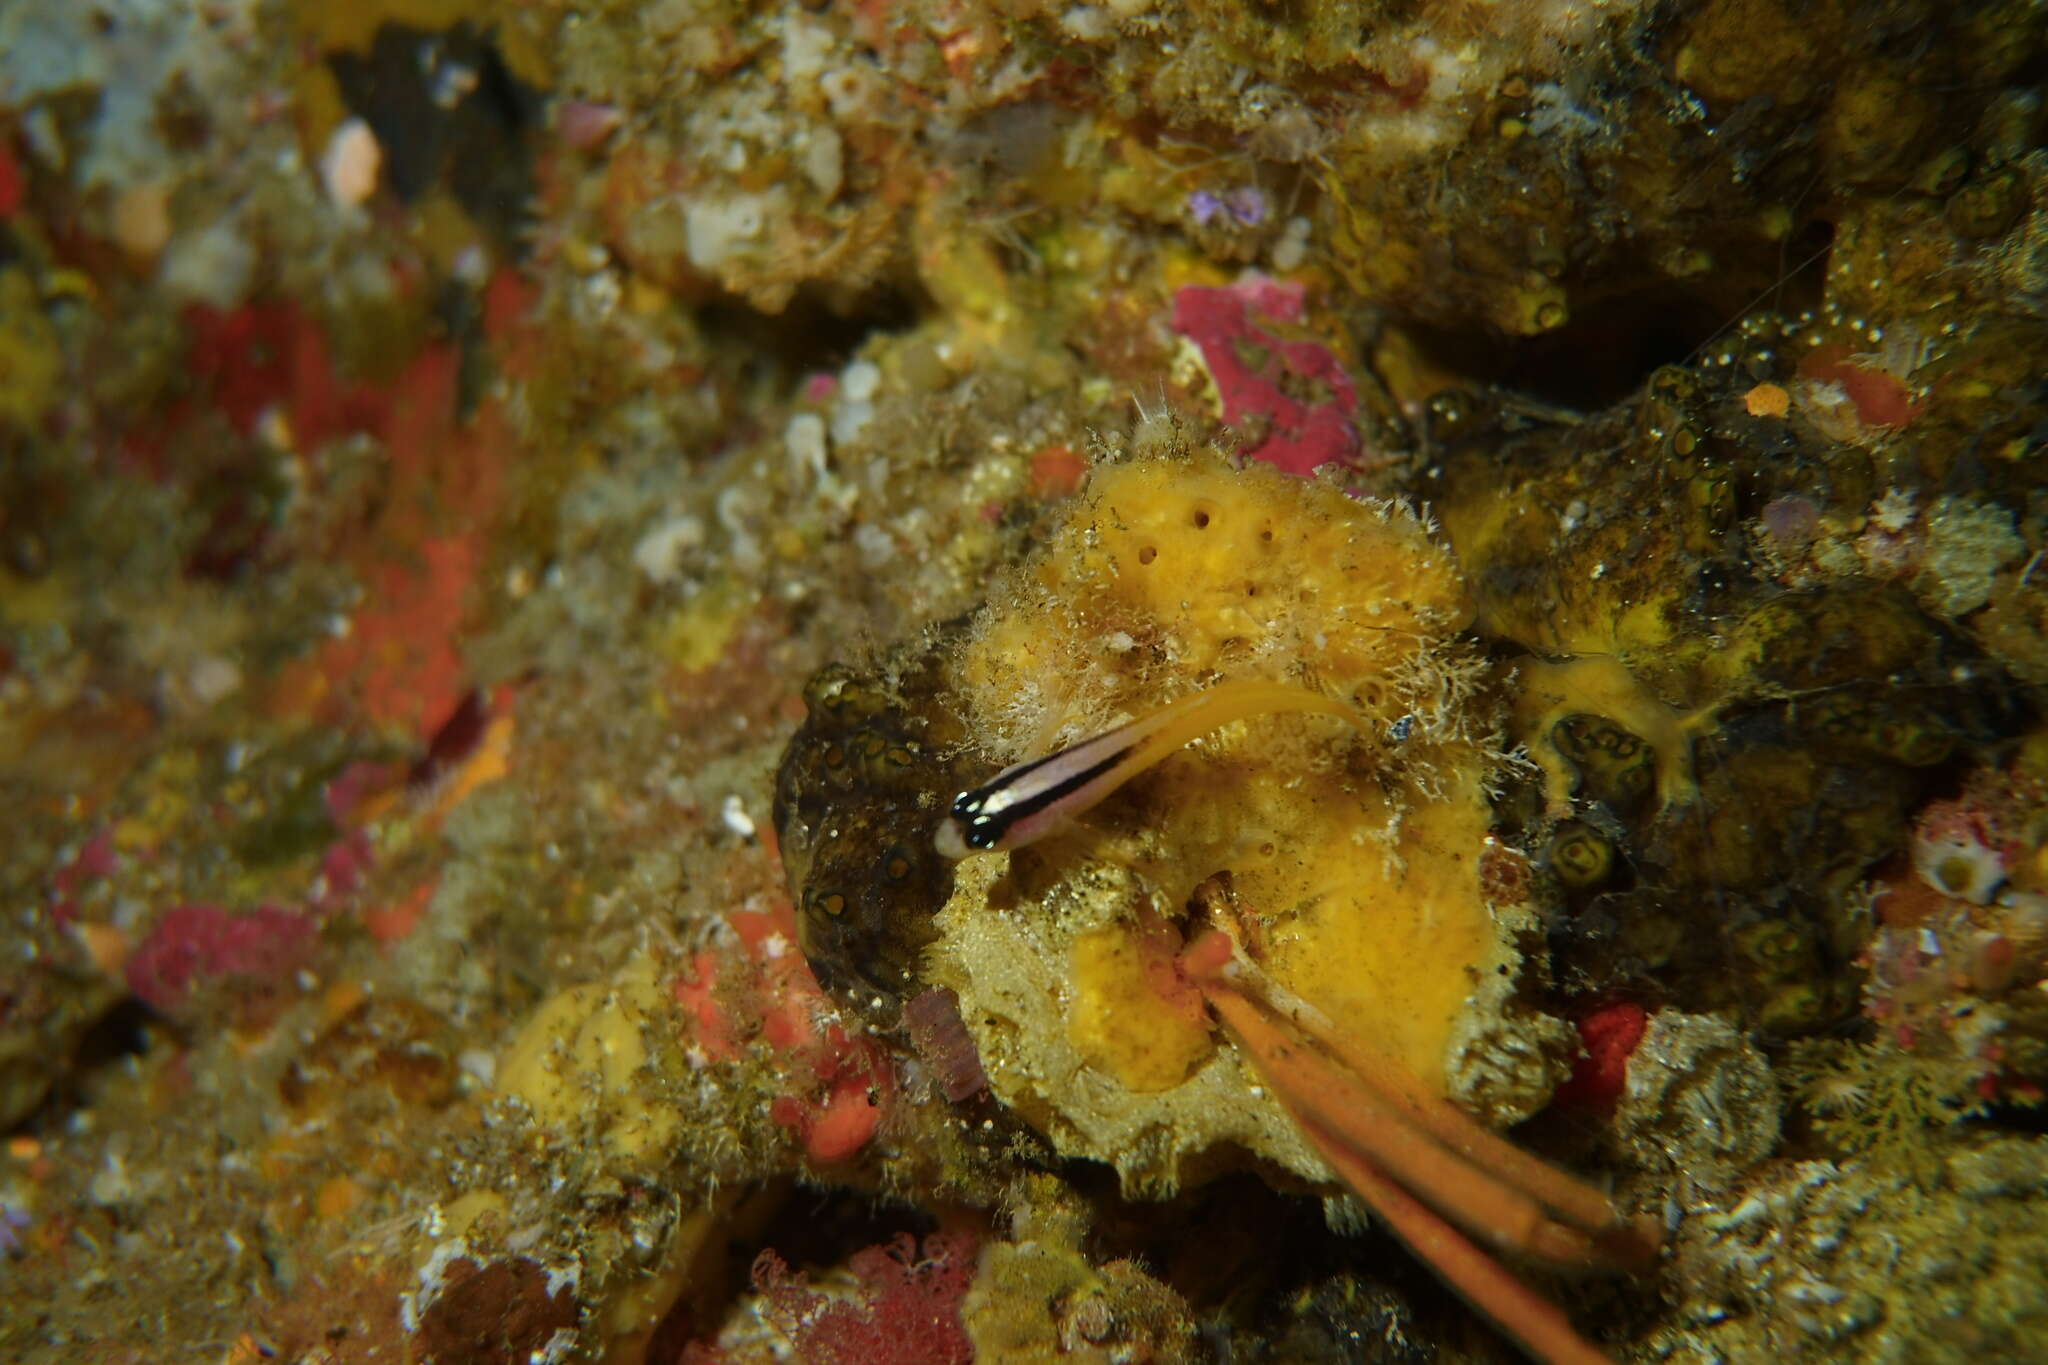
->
931;450;1556;1193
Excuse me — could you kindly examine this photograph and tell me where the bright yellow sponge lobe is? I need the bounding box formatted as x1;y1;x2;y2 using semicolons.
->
499;954;679;1162
987;456;1469;698
1067;922;1213;1093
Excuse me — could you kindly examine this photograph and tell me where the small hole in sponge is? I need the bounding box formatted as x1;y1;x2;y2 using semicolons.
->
1259;528;1274;542
1137;546;1158;565
1245;582;1260;597
1191;507;1212;529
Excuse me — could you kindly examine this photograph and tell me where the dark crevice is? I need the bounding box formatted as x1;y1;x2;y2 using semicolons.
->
1399;226;1835;412
745;1184;941;1272
72;997;157;1076
1063;1163;1457;1357
699;278;932;389
8;998;160;1137
640;1182;939;1362
329;23;543;255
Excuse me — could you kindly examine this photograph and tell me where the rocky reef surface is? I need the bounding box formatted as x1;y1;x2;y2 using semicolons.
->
4;2;2048;1362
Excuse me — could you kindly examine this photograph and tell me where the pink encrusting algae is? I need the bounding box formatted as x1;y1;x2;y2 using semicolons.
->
673;853;895;1165
125;905;321;1014
1172;275;1364;476
684;1232;977;1365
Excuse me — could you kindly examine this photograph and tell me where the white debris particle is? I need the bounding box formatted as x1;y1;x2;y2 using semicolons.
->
186;654;242;706
800;126;844;198
782;17;836;83
1059;5;1112;40
457;1049;496;1088
854;522;895;566
88;1153;131;1206
841;359;882;403
1270;214;1313;271
1913;494;2024;618
833;398;875;447
158;215;255;309
632;514;706;585
785;411;830;482
721;794;757;839
320;118;382;207
1870;487;1918;534
820;66;874;120
685;195;767;270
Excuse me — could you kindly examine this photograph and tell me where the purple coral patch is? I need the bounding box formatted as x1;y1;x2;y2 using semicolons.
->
902;987;988;1102
126;904;320;1013
1173;274;1362;477
740;1232;977;1365
1224;186;1267;227
1759;494;1821;553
